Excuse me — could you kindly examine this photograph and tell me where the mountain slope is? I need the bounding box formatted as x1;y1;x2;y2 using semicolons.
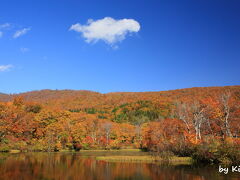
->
0;86;239;111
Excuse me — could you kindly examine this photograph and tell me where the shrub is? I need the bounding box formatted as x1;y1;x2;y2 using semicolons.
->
192;140;240;165
0;144;10;152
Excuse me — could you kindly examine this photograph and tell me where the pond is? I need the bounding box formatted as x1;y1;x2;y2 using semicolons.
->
0;151;239;180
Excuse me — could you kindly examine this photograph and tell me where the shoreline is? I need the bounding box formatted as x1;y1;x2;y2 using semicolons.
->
0;149;192;165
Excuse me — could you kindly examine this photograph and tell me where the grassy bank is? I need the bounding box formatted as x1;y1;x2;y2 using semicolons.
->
0;148;142;153
96;155;192;164
80;149;142;152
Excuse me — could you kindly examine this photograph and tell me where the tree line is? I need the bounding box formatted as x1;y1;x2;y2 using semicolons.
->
0;86;239;164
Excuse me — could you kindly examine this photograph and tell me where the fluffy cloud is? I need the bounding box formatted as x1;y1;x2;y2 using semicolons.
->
0;65;13;72
13;28;31;38
69;17;140;44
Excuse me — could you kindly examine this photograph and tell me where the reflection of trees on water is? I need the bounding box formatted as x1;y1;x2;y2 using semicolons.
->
0;154;238;180
0;153;146;180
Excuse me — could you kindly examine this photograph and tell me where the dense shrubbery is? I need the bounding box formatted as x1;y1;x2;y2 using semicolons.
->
192;139;240;165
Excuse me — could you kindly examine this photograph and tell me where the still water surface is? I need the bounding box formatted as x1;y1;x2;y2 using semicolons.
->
0;151;239;180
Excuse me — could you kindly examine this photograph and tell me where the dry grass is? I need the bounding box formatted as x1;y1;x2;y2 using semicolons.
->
9;150;21;153
80;149;142;152
96;156;153;161
96;155;192;164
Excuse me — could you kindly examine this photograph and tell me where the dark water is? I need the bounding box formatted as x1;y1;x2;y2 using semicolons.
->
0;152;239;180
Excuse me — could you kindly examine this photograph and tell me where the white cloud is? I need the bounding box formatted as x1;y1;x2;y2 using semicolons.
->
13;28;31;38
0;23;11;38
69;17;140;45
0;65;13;72
0;23;10;29
20;47;30;53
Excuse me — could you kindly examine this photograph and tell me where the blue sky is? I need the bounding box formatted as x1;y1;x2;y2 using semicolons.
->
0;0;240;94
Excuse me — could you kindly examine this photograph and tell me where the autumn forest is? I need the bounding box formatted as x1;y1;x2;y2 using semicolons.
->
0;86;240;164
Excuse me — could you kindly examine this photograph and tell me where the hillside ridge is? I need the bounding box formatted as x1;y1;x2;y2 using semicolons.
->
0;85;239;102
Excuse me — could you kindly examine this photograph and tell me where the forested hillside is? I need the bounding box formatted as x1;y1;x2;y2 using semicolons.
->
0;86;240;164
